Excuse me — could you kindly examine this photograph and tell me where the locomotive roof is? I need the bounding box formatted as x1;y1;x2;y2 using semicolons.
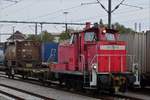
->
71;26;119;34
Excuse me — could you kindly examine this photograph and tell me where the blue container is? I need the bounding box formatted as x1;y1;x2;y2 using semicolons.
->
41;42;58;63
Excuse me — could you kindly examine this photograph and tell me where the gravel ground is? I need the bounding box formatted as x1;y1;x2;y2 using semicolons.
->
0;94;14;100
117;91;150;100
0;86;44;100
0;77;100;100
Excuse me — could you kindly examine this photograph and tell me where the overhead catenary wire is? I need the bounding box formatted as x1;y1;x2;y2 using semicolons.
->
3;0;18;3
27;4;83;21
81;0;144;28
0;20;87;25
111;0;125;13
2;0;36;16
2;0;146;22
72;5;147;23
121;3;143;9
74;0;145;22
1;0;24;10
82;0;125;28
0;0;148;32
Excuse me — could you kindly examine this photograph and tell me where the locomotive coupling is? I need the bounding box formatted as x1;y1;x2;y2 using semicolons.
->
113;76;127;92
113;76;126;85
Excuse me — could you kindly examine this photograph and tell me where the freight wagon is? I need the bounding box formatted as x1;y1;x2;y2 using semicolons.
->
4;41;43;78
119;31;148;87
0;45;4;65
141;31;150;87
4;41;58;80
0;48;4;65
0;43;5;71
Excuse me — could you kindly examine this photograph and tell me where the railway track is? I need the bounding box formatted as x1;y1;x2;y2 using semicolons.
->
0;89;24;100
0;83;54;100
0;71;144;100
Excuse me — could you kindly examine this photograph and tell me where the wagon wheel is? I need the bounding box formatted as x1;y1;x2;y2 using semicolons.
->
8;67;14;79
120;82;128;92
140;75;146;88
59;79;63;86
75;80;84;91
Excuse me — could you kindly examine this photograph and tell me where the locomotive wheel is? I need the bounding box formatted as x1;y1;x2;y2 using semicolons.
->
59;79;63;86
8;74;14;79
141;82;146;88
140;75;146;88
71;80;76;89
120;83;127;93
8;73;11;79
73;80;84;92
91;89;99;96
66;80;72;89
109;88;115;95
22;74;25;79
11;75;14;79
22;71;26;79
73;80;82;91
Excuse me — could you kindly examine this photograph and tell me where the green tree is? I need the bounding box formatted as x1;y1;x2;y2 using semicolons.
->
40;31;54;42
98;19;134;34
27;31;54;42
113;23;134;34
59;32;70;41
27;34;40;41
59;28;77;41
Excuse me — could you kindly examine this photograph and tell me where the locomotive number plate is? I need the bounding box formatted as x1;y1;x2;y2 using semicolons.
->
100;45;125;50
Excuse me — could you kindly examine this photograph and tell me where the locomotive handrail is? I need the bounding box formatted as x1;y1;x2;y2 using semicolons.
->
80;54;85;72
89;54;136;73
80;54;89;84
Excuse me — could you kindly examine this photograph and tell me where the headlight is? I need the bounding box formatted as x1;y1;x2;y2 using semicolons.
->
103;30;106;33
92;63;97;70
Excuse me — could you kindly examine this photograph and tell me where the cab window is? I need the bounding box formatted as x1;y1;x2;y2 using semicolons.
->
105;33;115;41
69;34;77;44
84;32;96;42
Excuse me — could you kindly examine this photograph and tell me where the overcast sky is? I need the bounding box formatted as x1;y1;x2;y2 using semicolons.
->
0;0;149;41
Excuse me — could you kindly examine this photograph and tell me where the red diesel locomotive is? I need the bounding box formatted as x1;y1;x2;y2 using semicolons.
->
50;23;136;93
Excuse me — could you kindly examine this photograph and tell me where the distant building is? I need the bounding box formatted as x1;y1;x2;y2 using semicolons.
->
7;31;26;42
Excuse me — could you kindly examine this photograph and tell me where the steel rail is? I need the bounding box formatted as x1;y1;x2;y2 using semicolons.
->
0;83;55;100
0;90;24;100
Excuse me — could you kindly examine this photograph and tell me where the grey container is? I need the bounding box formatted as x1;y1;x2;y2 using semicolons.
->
146;31;150;73
119;32;146;73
